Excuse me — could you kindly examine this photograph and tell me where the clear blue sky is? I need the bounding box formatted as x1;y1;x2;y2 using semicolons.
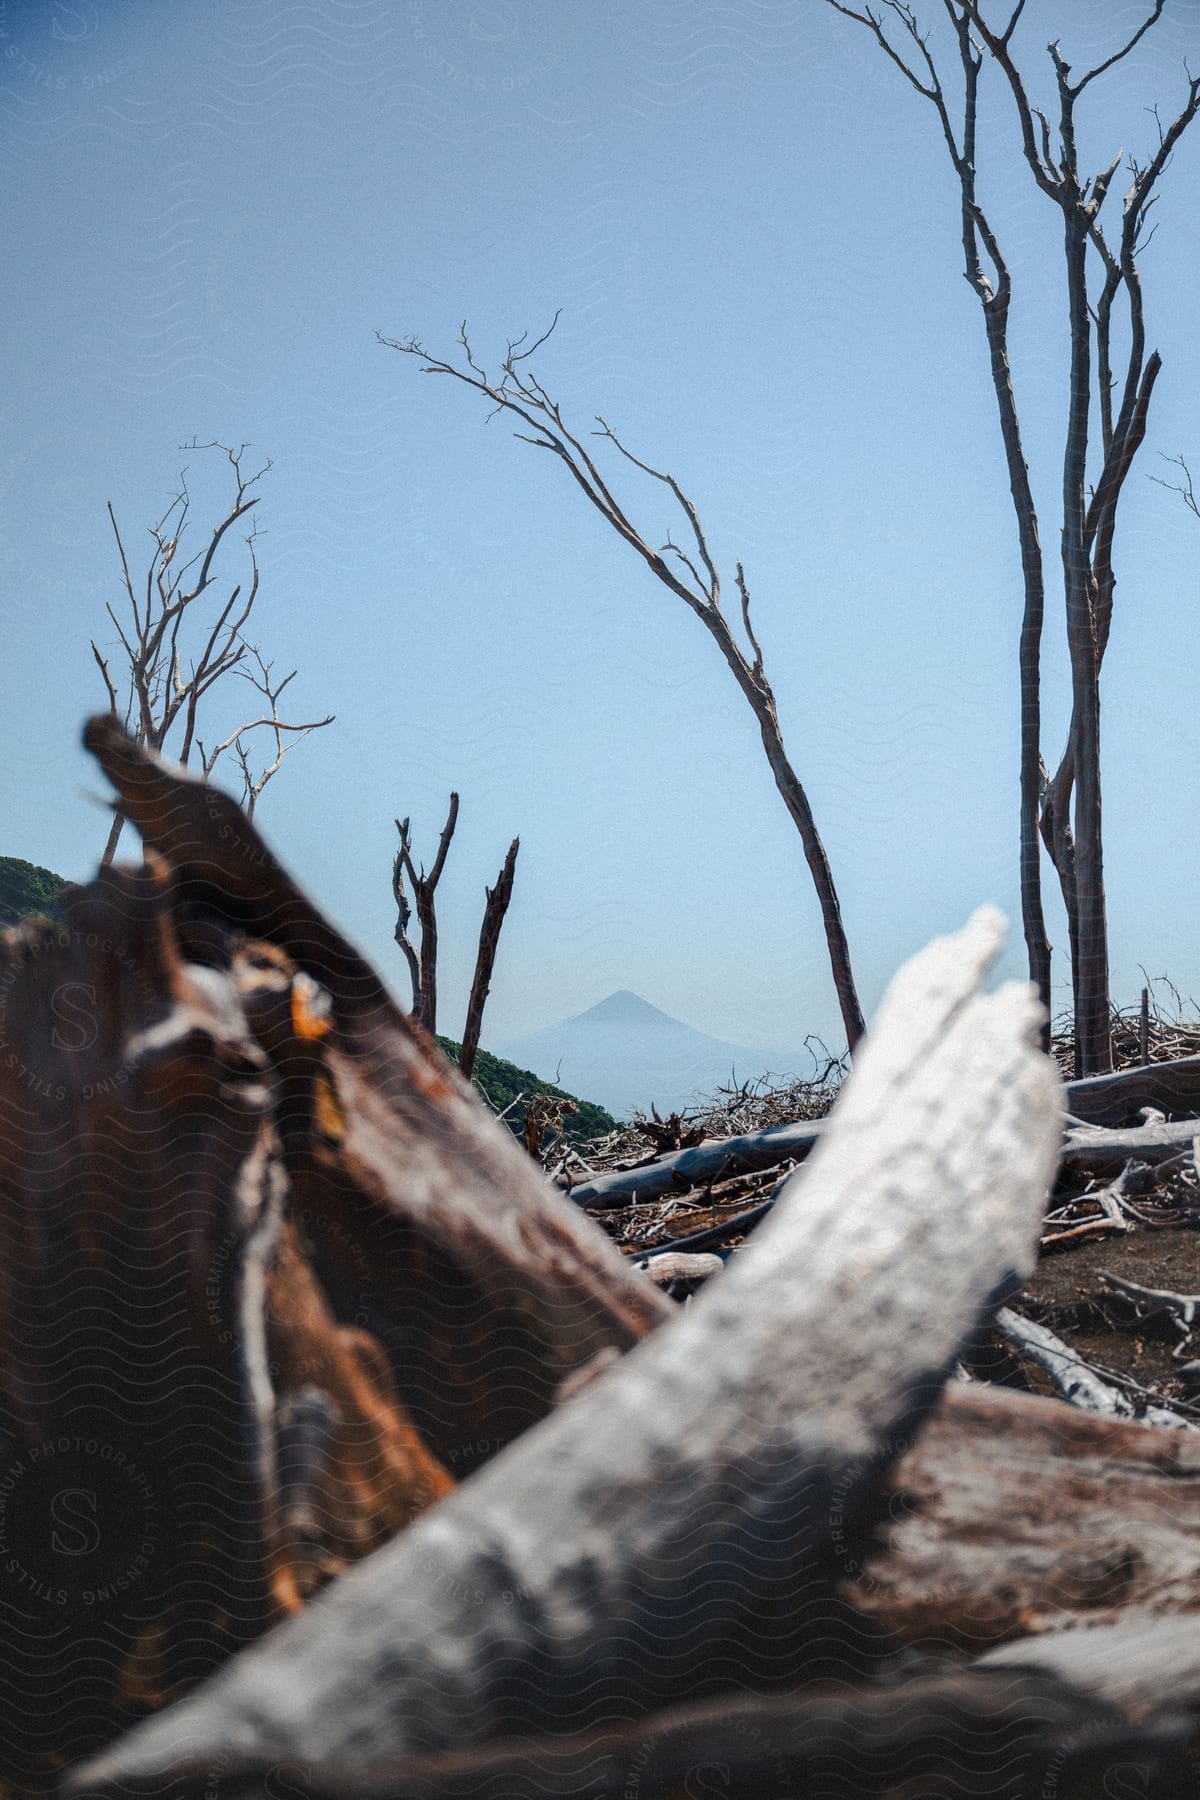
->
3;0;1199;1055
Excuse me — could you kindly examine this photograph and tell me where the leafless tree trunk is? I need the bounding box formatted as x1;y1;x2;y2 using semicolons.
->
393;794;459;1035
92;440;333;863
380;322;866;1051
459;836;519;1082
827;0;1199;1076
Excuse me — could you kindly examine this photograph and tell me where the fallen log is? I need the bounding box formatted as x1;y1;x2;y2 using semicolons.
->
848;1382;1200;1650
71;906;1063;1791
980;1609;1200;1720
634;1249;725;1288
83;716;671;1471
1064;1052;1200;1126
95;1666;1163;1800
569;1096;1200;1211
566;1118;823;1208
1098;1271;1200;1355
1060;1113;1200;1173
993;1308;1196;1431
72;1386;1200;1798
0;865;462;1781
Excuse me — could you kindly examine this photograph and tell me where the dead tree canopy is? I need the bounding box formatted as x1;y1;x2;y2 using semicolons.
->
826;1;1200;1076
92;439;332;864
381;319;866;1054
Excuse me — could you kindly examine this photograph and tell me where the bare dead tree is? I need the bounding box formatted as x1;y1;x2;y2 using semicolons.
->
459;835;520;1082
380;320;867;1052
393;798;521;1058
393;793;459;1035
91;440;333;864
826;1;1199;1075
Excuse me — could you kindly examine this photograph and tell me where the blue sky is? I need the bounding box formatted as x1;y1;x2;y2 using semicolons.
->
3;0;1199;1057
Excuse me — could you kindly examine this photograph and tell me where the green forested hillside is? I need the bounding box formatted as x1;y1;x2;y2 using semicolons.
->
0;856;68;926
437;1037;614;1143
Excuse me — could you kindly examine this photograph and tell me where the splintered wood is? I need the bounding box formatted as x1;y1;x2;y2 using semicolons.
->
1;721;1198;1799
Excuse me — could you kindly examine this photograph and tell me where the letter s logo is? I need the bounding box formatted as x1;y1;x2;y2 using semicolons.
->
685;1769;731;1800
51;983;97;1052
469;1;517;42
52;3;99;42
51;1488;100;1556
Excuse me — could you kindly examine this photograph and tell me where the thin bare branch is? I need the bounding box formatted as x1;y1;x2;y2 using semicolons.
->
998;0;1025;47
89;642;119;715
392;820;424;1019
506;309;562;367
826;1;938;101
594;417;721;608
1151;453;1200;519
1070;1;1165;98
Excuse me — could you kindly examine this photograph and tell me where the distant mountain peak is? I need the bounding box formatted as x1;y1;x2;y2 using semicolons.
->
501;987;802;1119
580;989;672;1025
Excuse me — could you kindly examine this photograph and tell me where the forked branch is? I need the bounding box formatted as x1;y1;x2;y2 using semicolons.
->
393;793;460;1034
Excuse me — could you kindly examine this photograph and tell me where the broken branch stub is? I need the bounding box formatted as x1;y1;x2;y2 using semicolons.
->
73;908;1063;1791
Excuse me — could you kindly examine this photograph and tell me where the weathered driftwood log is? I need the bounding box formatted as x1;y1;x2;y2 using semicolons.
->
980;1609;1200;1720
79;1667;1166;1800
566;1118;824;1207
568;1089;1200;1211
1064;1052;1200;1126
1059;1112;1200;1173
994;1308;1195;1431
75;1388;1200;1799
848;1382;1200;1649
635;1250;725;1287
84;715;670;1472
71;907;1063;1791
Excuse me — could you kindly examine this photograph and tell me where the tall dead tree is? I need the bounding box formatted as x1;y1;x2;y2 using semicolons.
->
393;793;459;1034
91;439;333;865
393;796;520;1062
380;321;867;1053
827;0;1200;1075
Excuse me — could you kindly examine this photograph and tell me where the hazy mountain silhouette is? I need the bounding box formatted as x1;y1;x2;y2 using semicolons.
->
502;991;802;1120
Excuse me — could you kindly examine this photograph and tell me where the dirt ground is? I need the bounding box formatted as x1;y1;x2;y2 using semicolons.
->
1018;1222;1200;1400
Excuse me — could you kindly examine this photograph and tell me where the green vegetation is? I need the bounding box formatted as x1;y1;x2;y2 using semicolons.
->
437;1037;614;1143
0;856;68;927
